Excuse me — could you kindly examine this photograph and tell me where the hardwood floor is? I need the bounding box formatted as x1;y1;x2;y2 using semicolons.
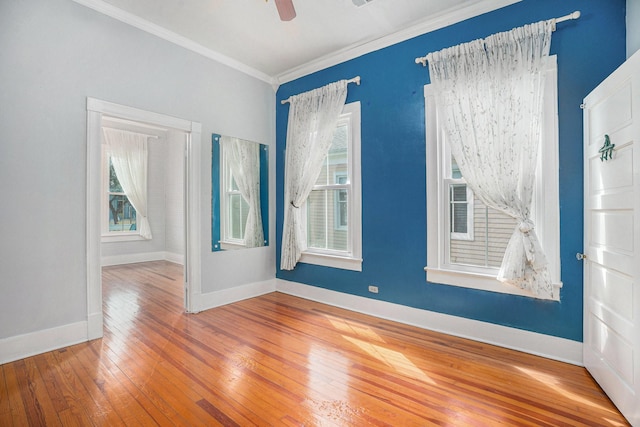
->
1;261;629;426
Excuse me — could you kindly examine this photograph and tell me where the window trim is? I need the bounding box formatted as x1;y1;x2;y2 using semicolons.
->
101;145;143;242
425;55;562;300
299;101;362;271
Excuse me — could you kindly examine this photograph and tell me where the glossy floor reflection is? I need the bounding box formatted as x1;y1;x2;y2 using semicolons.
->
0;261;630;426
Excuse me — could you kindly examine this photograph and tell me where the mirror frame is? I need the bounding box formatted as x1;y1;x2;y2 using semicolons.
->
211;134;269;251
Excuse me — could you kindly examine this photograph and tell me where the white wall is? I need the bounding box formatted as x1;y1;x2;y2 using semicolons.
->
0;0;275;341
628;0;640;58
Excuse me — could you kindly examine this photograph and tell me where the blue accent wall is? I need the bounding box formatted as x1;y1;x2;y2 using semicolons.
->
275;0;626;342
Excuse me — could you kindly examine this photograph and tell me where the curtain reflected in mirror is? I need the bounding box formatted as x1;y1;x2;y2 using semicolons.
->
212;134;268;251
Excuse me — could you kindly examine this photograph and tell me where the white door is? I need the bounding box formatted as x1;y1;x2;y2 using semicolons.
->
583;49;640;426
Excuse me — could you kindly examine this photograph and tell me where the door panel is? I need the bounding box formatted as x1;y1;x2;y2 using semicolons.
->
590;263;633;319
583;49;640;426
590;211;634;251
589;316;634;379
589;144;633;192
588;80;632;142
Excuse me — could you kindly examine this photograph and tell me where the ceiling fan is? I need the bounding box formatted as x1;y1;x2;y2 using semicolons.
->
269;0;296;21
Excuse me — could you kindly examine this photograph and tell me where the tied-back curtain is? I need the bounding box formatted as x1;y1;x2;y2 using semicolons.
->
220;136;264;248
102;128;153;239
280;80;348;270
426;20;554;298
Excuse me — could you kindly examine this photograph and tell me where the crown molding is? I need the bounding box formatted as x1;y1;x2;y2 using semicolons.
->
71;0;275;85
274;0;520;85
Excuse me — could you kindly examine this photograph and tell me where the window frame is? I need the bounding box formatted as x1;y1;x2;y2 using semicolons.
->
299;101;362;271
425;55;562;300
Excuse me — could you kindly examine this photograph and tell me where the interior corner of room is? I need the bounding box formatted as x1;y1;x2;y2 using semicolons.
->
1;0;639;424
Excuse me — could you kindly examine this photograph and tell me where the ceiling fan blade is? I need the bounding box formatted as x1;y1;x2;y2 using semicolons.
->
274;0;296;21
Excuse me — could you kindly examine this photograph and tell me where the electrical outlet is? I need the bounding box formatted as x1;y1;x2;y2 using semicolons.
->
368;285;379;294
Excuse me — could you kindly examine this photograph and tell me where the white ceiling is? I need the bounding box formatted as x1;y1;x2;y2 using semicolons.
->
75;0;519;84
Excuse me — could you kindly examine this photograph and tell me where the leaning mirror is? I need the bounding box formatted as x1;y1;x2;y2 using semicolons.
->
212;134;268;251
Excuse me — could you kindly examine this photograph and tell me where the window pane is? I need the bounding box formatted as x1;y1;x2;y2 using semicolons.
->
230;174;239;191
108;194;136;232
450;184;467;234
451;204;468;233
337;189;348;228
307;189;348;251
315;124;349;186
307;190;327;248
450;195;517;268
109;159;124;193
328;125;348;185
229;193;249;240
451;185;467;202
451;156;462;179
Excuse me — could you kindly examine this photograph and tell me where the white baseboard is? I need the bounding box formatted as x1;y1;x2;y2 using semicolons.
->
101;251;184;266
0;321;89;365
198;279;276;313
87;312;104;340
164;251;184;265
101;251;165;266
276;279;583;366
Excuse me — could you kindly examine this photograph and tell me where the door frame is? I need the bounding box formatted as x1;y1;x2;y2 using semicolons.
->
86;97;202;340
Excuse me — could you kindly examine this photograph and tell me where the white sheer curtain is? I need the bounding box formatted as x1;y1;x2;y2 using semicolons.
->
220;136;264;248
426;20;554;298
280;80;348;270
102;128;153;239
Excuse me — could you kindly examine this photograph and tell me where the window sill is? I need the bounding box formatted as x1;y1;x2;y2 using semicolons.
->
425;266;561;301
101;233;145;243
300;251;362;272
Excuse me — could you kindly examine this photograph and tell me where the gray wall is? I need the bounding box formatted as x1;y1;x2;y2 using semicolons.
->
0;0;275;339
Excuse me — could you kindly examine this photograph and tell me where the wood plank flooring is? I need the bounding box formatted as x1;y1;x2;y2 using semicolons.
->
1;261;630;426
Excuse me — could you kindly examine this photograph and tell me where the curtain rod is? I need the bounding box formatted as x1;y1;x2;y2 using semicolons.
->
280;76;361;105
414;10;581;67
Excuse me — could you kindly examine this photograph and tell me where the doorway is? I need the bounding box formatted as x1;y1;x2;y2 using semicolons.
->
86;98;202;340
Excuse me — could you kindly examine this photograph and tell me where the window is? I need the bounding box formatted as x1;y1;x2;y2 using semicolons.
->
425;56;561;299
220;144;250;249
107;157;137;232
102;148;141;241
300;101;362;271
